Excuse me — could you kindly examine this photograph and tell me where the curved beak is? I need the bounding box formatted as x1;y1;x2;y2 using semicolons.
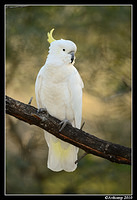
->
68;51;75;63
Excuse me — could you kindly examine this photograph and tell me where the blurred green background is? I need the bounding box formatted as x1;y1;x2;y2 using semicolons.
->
6;5;132;194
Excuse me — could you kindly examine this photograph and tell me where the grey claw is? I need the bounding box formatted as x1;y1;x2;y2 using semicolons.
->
59;119;71;132
37;108;48;114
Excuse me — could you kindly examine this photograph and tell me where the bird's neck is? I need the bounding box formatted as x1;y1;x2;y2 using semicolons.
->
42;62;75;83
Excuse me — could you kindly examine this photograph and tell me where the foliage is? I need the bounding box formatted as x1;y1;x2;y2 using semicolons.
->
6;5;131;194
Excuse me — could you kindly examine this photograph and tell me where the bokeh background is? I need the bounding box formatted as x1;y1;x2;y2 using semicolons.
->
6;5;132;194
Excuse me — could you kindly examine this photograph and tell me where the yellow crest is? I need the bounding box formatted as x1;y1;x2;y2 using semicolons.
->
47;28;56;44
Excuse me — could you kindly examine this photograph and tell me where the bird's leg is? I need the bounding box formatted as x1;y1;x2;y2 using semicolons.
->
59;119;72;132
75;152;88;164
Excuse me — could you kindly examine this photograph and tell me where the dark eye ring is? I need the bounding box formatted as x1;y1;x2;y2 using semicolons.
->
63;49;65;51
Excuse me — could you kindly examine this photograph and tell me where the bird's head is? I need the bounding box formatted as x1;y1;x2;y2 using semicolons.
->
47;29;77;66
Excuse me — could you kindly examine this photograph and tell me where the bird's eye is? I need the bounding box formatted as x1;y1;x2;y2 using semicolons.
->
63;49;65;51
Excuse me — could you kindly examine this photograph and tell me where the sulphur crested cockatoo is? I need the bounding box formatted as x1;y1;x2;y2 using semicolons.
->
35;29;84;172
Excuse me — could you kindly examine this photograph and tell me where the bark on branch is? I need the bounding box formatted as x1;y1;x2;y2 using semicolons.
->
6;95;131;165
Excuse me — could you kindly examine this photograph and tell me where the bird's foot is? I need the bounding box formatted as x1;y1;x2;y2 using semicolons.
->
59;119;72;132
37;108;49;122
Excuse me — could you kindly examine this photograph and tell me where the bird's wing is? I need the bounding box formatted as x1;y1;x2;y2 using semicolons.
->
35;73;43;108
68;68;84;129
35;66;47;109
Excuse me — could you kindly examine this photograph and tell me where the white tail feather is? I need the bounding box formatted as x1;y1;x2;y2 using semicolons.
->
44;131;78;172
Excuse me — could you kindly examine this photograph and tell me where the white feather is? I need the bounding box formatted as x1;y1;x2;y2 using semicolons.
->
35;39;84;172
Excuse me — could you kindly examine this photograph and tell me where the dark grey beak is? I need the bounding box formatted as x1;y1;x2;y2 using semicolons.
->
68;51;75;63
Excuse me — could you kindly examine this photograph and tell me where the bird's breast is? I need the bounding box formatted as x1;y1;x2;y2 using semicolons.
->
39;72;73;121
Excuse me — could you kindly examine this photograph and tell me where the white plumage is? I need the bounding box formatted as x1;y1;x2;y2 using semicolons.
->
35;34;84;172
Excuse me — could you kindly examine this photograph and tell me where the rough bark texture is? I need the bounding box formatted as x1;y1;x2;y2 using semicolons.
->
6;95;131;165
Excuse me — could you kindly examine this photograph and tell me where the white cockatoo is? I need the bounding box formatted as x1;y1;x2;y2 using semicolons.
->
35;29;84;172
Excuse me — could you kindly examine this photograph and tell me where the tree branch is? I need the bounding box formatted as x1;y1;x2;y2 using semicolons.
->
6;95;131;165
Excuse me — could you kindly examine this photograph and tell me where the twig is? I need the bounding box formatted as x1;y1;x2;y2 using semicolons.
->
28;97;33;105
75;152;88;164
80;121;85;130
